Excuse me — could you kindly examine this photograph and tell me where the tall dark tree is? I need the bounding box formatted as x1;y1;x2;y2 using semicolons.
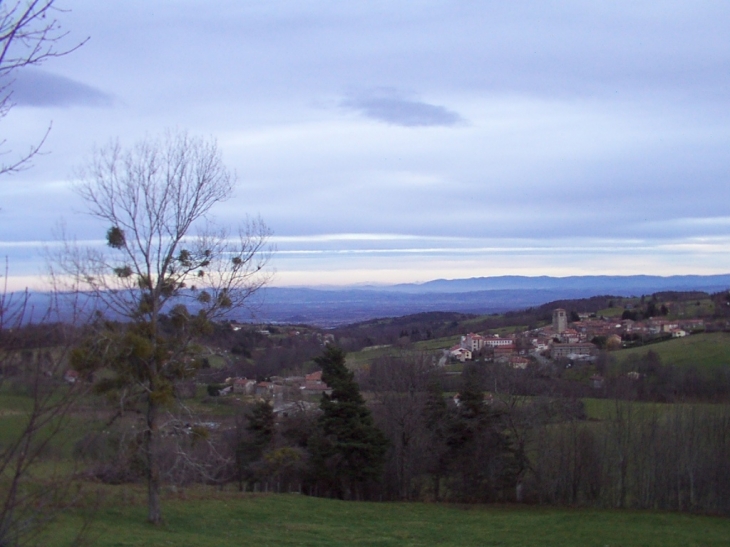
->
423;377;450;501
446;364;518;502
308;346;388;500
234;399;275;491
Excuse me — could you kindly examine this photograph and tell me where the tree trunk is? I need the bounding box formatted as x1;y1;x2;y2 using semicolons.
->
146;397;162;525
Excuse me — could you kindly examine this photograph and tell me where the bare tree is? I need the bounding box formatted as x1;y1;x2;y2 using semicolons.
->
0;277;92;546
0;3;90;542
366;352;435;500
57;129;272;524
0;0;86;175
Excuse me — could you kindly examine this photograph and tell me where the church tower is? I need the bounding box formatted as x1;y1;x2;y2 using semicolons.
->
552;308;567;333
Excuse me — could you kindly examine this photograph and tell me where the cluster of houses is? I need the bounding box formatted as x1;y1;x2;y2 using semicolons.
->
229;322;336;345
448;333;529;368
448;308;706;366
217;370;331;401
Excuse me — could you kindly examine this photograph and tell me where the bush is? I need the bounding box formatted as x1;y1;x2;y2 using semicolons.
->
207;383;226;396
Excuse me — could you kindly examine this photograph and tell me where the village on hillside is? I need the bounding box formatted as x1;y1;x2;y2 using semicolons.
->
447;307;706;368
209;303;712;407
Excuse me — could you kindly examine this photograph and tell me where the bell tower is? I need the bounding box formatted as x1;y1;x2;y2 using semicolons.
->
552;308;567;333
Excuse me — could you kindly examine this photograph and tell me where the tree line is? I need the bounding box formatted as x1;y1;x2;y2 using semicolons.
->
63;348;729;516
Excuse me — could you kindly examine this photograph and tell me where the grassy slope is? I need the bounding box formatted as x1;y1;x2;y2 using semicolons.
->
345;335;461;369
46;492;730;547
580;397;727;421
614;332;730;369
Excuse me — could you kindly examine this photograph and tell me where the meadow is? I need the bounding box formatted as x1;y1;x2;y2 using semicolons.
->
45;490;730;547
615;332;730;370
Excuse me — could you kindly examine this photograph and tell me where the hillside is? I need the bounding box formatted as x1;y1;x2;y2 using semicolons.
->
615;332;730;370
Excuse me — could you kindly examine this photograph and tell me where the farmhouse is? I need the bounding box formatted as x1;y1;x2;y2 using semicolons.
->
232;378;256;394
301;370;332;394
449;345;472;362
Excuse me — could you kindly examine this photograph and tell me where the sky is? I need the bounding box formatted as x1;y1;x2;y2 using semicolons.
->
2;1;730;289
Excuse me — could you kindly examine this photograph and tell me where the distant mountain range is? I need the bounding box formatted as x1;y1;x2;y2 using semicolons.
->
16;274;730;328
388;274;730;294
236;274;730;326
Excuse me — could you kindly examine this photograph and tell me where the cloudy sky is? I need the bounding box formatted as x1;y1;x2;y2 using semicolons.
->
2;1;730;288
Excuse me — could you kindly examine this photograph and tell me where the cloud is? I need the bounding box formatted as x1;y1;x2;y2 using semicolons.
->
341;88;465;127
7;69;113;107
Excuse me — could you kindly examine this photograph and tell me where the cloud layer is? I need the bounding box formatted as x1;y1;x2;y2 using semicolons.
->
8;69;113;107
1;1;730;288
341;89;464;127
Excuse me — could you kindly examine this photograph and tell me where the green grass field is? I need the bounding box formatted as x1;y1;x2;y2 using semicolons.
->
580;397;726;421
344;335;460;368
597;306;626;318
614;332;730;370
413;335;461;352
45;491;730;547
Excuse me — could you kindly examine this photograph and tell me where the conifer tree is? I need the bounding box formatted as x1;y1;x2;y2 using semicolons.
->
423;378;450;501
308;346;388;499
447;364;517;502
235;399;275;491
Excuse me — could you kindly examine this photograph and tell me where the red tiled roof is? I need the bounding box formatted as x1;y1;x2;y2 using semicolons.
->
305;371;322;382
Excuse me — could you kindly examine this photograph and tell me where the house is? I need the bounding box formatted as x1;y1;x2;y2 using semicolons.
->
460;333;516;352
483;336;514;348
305;370;323;383
255;381;273;397
559;328;581;344
550;342;596;360
302;380;330;394
671;328;688;338
449;345;472;362
647;320;679;334
301;370;331;394
493;344;515;359
678;319;704;331
462;333;486;352
232;378;256;395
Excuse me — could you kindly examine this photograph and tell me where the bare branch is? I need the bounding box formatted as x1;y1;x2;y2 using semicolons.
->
57;128;272;524
0;0;88;176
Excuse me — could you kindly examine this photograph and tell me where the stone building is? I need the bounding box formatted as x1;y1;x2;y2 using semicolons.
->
552;308;568;334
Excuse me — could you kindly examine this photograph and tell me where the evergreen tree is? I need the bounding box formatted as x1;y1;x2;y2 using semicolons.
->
446;364;518;502
308;346;388;499
247;399;275;449
235;399;275;490
423;378;450;501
